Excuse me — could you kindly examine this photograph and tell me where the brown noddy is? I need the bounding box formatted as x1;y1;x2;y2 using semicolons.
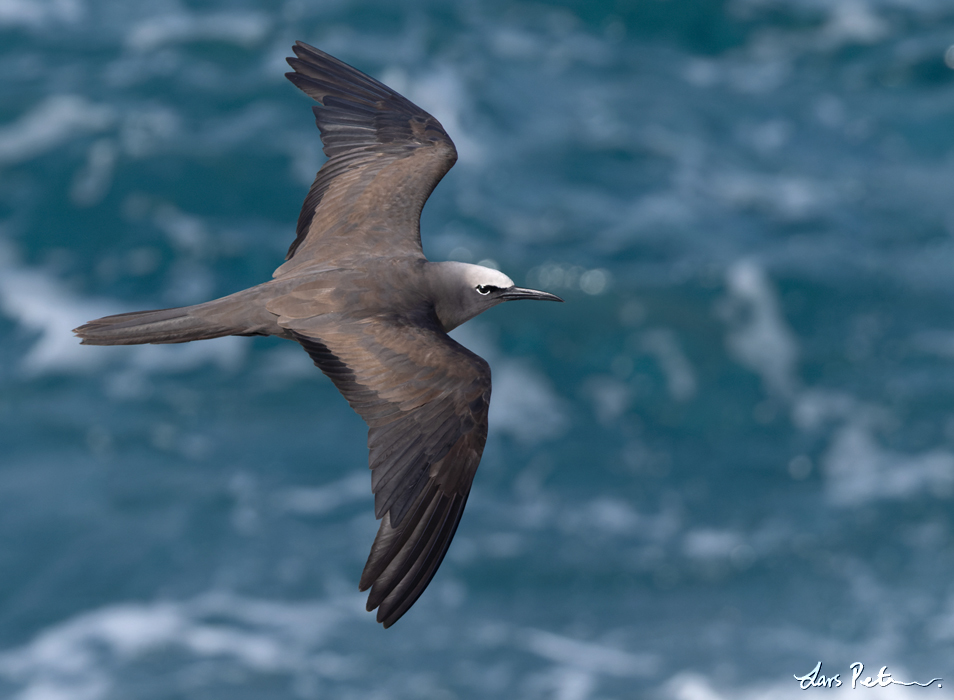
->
73;41;562;628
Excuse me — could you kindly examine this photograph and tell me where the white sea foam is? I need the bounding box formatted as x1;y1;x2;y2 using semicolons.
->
0;252;120;375
69;138;118;207
570;497;640;535
823;420;954;506
729;0;891;57
719;259;799;399
450;323;569;444
640;329;697;402
491;27;545;60
582;375;631;425
821;1;890;45
789;377;953;508
152;204;209;256
547;493;682;549
0;0;82;28
713;173;828;220
126;12;271;52
682;528;746;561
0;593;365;700
713;261;953;509
0;247;245;377
119;106;180;158
489;359;569;443
791;388;864;432
275;473;369;516
521;628;659;678
0;95;114;166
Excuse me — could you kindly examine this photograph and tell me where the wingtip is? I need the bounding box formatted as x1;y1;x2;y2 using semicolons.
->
286;41;319;74
371;596;402;628
291;40;324;62
377;605;399;628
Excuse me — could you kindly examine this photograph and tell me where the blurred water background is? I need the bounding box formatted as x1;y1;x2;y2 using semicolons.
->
2;0;954;698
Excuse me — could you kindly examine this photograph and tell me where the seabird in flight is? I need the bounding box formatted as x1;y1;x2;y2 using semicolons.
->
74;41;562;627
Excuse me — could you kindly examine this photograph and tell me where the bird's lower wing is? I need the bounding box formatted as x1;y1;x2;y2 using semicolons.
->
283;311;490;627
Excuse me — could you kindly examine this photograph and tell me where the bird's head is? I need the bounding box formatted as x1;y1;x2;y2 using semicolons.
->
429;261;563;332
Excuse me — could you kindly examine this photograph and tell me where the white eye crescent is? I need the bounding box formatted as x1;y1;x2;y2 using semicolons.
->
476;285;496;295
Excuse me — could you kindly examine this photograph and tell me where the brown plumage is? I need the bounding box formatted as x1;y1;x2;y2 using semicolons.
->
74;41;561;627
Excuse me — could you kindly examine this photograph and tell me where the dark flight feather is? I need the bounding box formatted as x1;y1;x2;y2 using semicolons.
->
279;41;457;273
288;311;489;627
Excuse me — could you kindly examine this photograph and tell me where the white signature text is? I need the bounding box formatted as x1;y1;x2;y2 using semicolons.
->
794;662;942;690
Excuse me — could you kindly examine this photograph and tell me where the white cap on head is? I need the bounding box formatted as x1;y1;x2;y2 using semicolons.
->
454;262;514;289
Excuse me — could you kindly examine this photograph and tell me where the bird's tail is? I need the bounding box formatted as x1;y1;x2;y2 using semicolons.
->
74;286;279;345
74;306;232;345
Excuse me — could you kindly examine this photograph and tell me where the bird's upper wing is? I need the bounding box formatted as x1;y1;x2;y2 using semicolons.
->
275;41;458;277
269;295;490;627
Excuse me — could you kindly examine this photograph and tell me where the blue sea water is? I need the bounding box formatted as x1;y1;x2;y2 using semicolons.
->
2;0;954;697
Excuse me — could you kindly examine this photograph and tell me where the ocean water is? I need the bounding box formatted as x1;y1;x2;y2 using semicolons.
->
2;0;954;697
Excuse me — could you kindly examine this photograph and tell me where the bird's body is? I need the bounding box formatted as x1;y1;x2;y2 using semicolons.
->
74;41;560;627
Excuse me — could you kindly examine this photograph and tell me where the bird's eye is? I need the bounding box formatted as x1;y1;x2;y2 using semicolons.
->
476;285;497;295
